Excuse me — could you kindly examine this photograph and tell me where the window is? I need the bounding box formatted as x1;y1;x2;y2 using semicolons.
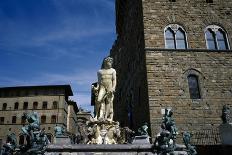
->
0;117;4;124
33;102;38;109
23;102;28;110
188;75;201;99
14;102;19;110
21;116;26;124
52;101;58;109
169;0;176;2
51;115;57;123
41;116;46;124
2;103;7;110
205;25;229;50
19;135;24;145
12;116;16;123
42;102;47;109
165;28;175;49
165;24;187;49
206;0;213;3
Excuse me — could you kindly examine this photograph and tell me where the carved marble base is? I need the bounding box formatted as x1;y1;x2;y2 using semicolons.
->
87;120;121;144
132;135;151;144
54;136;71;145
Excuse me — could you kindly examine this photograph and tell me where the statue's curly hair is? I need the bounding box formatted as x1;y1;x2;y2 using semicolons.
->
101;56;113;68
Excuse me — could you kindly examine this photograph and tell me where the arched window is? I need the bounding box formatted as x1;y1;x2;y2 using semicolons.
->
165;28;175;49
165;24;187;49
23;102;28;110
205;29;216;49
19;135;25;145
42;101;47;109
51;115;57;123
41;116;46;124
33;102;38;109
176;28;187;49
2;103;7;110
217;30;228;50
205;25;229;50
12;116;16;123
52;101;58;109
188;75;201;99
14;102;19;110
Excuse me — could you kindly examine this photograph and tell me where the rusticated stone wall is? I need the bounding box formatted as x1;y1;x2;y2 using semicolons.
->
146;49;232;139
111;0;232;142
142;0;232;49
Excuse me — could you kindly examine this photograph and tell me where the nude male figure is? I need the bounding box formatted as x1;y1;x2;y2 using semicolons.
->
94;56;116;121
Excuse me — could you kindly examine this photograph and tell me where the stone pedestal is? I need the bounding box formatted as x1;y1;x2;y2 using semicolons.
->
45;144;188;155
132;135;151;144
87;120;121;144
54;136;71;145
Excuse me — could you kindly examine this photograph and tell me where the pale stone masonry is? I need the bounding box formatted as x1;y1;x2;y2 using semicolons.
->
110;0;232;142
0;85;78;145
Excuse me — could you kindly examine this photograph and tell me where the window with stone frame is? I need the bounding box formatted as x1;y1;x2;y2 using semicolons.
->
23;102;28;110
165;24;187;49
41;115;46;124
0;117;5;124
188;75;201;99
52;101;58;109
51;115;57;123
33;102;38;109
42;101;48;109
205;25;229;50
2;103;7;110
14;102;19;110
12;116;17;123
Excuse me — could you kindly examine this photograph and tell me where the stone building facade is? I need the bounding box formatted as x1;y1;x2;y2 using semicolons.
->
110;0;232;143
0;85;78;145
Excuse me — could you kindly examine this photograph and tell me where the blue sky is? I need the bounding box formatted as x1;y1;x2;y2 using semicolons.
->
0;0;116;111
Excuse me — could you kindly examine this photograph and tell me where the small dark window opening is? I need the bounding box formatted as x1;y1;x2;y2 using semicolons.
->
41;116;46;124
33;102;38;109
52;101;58;109
188;75;201;99
0;117;5;124
14;102;19;110
23;102;28;110
42;102;47;109
169;0;176;2
51;115;57;123
2;103;7;110
206;0;213;3
12;116;16;123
